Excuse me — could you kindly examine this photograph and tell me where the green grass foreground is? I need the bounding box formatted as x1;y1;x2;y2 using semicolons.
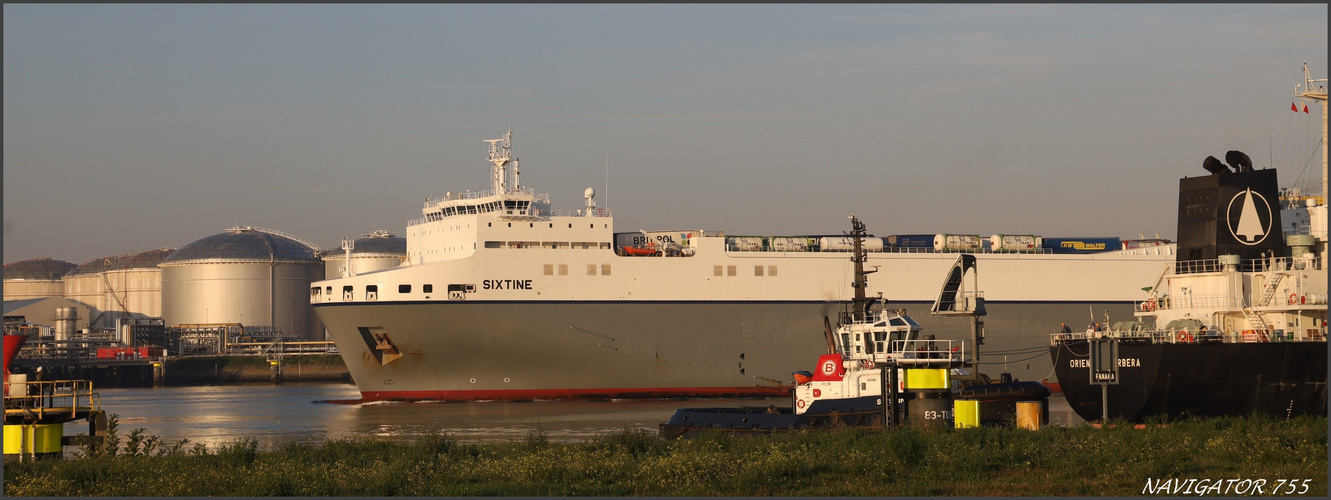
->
4;415;1325;496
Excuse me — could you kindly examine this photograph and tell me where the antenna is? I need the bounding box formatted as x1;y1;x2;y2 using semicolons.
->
605;149;610;211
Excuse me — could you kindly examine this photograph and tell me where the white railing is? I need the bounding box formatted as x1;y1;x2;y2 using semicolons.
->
1171;256;1323;275
1051;326;1327;345
1136;294;1242;312
887;339;967;365
547;209;612;217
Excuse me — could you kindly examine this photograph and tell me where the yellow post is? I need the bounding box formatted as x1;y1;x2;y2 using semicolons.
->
1016;400;1044;430
954;400;980;428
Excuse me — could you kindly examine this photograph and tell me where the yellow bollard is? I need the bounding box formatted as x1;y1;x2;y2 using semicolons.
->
954;400;980;428
1016;400;1044;430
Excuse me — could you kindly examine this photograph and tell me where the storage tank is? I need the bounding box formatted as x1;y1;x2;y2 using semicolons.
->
104;248;173;326
323;230;406;277
3;258;76;301
1040;237;1121;254
933;234;982;252
160;227;325;341
818;236;885;252
53;306;79;342
885;234;936;250
62;254;129;330
989;234;1042;253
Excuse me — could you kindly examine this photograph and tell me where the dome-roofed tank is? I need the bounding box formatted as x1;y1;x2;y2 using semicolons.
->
160;227;325;341
3;257;77;300
323;229;407;277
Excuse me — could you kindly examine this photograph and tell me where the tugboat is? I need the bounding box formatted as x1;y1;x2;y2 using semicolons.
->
1050;63;1328;422
660;216;1031;438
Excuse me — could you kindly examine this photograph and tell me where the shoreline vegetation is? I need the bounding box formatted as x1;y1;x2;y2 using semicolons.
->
4;414;1325;496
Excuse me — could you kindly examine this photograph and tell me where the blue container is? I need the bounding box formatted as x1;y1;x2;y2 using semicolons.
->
1041;237;1121;254
887;234;936;249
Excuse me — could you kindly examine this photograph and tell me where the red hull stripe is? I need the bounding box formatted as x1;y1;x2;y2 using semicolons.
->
350;385;792;403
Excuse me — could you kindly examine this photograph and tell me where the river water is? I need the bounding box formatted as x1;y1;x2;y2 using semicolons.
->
89;383;1084;451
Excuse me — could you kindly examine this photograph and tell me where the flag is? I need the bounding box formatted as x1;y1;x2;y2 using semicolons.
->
1292;102;1299;111
1304;103;1310;113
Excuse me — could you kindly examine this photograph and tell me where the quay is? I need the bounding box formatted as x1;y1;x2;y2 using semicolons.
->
10;338;349;388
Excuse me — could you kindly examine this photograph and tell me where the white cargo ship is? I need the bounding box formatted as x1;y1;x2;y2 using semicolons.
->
312;129;1174;402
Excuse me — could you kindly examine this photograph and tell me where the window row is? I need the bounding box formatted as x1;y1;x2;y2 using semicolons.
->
543;264;612;276
713;265;779;277
485;241;611;250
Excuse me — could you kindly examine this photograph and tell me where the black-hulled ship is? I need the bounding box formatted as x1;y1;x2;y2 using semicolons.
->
1049;63;1328;422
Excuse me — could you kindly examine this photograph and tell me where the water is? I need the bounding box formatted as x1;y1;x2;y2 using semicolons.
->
88;383;1084;451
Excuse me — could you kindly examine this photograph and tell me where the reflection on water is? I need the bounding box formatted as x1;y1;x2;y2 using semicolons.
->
92;383;1084;451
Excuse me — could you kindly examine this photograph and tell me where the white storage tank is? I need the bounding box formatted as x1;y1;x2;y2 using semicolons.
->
3;258;77;301
104;248;173;325
934;234;982;252
62;253;129;331
160;227;325;341
989;234;1042;253
323;230;406;277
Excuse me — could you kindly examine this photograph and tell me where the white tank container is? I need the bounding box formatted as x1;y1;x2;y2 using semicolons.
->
769;237;810;252
818;237;885;252
989;234;1042;252
934;234;982;252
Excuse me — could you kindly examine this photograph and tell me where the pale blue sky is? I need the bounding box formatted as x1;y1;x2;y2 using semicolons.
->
4;4;1327;264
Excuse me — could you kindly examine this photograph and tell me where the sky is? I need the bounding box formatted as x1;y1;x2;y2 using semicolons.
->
4;4;1327;265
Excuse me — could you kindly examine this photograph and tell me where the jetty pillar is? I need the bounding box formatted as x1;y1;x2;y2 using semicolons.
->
269;358;282;385
152;362;165;387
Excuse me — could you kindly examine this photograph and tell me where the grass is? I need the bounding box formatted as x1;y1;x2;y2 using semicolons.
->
4;415;1325;496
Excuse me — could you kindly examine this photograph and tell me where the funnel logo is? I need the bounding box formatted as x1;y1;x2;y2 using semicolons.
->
1225;188;1272;245
820;359;838;377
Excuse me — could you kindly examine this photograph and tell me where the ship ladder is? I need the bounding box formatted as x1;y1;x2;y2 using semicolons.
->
1257;273;1286;306
1240;308;1272;340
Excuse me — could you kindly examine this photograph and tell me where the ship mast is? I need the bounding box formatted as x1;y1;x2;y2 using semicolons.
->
1294;62;1327;265
484;128;519;195
1295;62;1327;206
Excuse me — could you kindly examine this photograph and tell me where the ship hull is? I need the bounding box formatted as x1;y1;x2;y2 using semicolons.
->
317;299;1128;402
1050;340;1328;422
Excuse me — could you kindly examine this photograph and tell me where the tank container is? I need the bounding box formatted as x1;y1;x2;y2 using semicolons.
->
769;237;812;252
989;234;1042;253
725;236;765;252
818;237;885;252
933;234;982;252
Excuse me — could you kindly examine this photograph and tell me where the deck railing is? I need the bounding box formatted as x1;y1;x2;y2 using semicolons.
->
1051;326;1327;345
3;379;100;422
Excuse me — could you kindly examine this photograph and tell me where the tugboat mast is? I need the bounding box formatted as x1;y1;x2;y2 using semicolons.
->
848;215;876;322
